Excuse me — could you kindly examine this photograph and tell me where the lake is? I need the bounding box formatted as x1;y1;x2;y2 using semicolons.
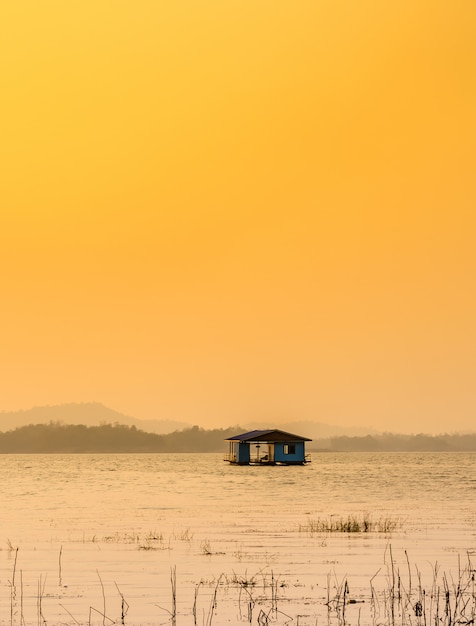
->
1;452;475;625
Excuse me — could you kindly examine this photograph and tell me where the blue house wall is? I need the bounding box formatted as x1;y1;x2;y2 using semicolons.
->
237;442;251;464
273;441;306;464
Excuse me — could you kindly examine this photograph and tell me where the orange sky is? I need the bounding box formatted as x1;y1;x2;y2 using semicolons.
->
1;0;475;433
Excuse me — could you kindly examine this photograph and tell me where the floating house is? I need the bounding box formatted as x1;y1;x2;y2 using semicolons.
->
224;429;312;465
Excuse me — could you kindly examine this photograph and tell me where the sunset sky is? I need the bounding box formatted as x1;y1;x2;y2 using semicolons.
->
1;0;475;434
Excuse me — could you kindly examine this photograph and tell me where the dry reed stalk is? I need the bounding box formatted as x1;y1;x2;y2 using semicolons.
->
192;581;201;626
206;572;224;626
58;545;63;587
170;565;177;626
88;606;115;626
369;568;381;623
96;570;106;626
59;603;81;626
37;574;47;626
20;570;24;626
270;570;278;616
155;565;177;625
325;570;350;624
405;550;412;596
114;582;129;625
9;547;19;626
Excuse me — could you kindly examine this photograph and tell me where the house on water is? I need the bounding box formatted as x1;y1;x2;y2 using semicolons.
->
224;429;312;465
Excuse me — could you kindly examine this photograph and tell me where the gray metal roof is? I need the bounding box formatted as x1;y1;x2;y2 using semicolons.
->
225;429;312;443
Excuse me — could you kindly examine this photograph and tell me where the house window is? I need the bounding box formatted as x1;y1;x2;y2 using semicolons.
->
284;444;296;455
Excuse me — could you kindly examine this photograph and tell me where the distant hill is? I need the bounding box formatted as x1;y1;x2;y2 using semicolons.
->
243;420;378;440
0;403;190;434
0;404;380;440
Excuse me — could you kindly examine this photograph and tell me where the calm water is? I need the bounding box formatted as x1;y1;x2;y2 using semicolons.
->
1;452;475;625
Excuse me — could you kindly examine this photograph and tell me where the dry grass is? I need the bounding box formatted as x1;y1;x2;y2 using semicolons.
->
299;513;401;534
3;543;475;626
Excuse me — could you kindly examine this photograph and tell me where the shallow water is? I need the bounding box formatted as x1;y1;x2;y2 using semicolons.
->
1;452;475;625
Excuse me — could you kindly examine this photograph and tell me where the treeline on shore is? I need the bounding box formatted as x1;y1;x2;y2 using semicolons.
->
0;423;475;453
325;433;476;452
0;423;238;453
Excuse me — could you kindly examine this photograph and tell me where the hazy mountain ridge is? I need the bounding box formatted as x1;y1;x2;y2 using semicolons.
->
0;403;378;439
245;420;378;440
1;404;473;447
0;403;189;434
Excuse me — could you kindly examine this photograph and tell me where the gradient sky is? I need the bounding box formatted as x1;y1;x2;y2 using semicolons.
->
1;0;475;433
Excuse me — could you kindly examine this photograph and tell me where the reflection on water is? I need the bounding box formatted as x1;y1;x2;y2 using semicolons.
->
1;452;475;624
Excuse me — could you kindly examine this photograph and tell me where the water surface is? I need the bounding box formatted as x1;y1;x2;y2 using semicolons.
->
1;452;475;625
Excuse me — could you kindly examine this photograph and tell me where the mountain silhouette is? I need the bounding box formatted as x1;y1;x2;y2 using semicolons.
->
0;402;189;434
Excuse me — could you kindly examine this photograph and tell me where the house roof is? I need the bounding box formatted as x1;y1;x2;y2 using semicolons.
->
225;429;312;443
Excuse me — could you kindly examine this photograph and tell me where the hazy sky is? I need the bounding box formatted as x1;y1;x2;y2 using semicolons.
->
1;1;475;434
